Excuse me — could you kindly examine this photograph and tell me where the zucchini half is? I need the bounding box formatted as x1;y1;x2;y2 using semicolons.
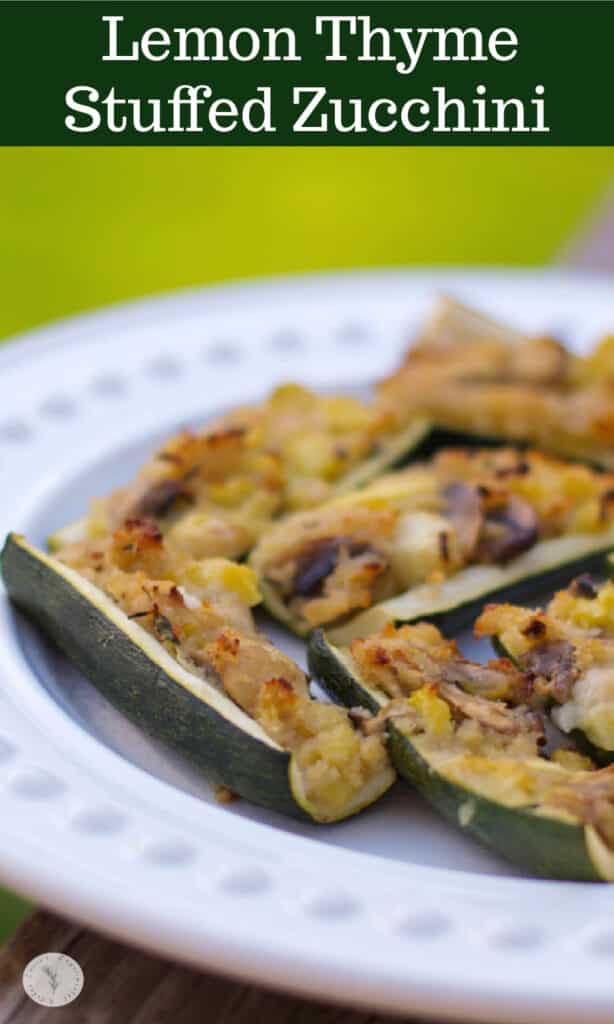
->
47;418;435;556
377;295;614;471
308;630;614;881
327;528;614;645
253;445;614;642
1;534;394;823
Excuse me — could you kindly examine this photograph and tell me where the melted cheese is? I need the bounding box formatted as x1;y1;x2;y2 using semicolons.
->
553;664;614;751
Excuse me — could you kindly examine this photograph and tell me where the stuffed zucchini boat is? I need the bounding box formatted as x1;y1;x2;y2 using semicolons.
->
250;446;614;641
475;576;614;766
1;527;394;823
377;295;614;470
48;384;432;559
308;623;614;880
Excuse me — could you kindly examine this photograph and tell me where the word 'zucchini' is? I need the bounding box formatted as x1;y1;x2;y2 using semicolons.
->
1;534;394;823
252;447;614;641
308;625;614;880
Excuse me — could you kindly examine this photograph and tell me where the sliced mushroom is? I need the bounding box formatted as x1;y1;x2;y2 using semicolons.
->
362;699;418;736
444;483;539;565
292;537;371;597
569;574;599;600
521;640;579;705
133;479;192;519
441;658;531;704
443;482;483;560
477;494;539;565
438;682;543;737
153;613;179;645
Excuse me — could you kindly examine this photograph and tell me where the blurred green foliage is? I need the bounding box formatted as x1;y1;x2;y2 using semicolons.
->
0;146;612;940
1;147;614;341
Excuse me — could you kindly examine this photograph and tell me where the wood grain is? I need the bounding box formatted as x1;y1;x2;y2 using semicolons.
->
0;909;427;1023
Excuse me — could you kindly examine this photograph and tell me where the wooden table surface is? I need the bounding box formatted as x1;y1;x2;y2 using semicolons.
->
1;213;612;1023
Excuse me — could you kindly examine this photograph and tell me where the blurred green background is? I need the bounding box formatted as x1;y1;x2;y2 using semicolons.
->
2;147;614;341
0;145;613;939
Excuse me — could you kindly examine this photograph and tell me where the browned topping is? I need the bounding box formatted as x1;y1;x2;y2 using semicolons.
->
349;622;530;705
205;425;247;446
214;784;239;804
217;631;241;657
373;646;391;666
265;676;294;694
522;616;547;638
495;458;530;478
119;518;163;545
157;451;183;465
374;297;614;464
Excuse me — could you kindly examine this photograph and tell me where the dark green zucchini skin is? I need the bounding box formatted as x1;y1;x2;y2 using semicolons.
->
405;549;614;639
358;425;502;475
356;421;614;477
386;725;603;881
308;629;381;714
567;730;614;769
1;534;308;821
417;426;614;472
309;629;607;880
409;426;511;461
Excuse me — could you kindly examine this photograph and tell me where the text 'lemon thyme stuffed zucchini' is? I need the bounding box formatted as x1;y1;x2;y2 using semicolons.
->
377;295;614;470
251;447;614;641
308;623;614;880
1;528;394;823
475;575;614;766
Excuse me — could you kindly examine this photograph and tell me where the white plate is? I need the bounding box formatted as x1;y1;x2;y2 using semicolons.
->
1;269;614;1024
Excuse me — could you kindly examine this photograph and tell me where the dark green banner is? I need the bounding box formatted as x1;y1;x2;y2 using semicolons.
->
1;1;611;144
